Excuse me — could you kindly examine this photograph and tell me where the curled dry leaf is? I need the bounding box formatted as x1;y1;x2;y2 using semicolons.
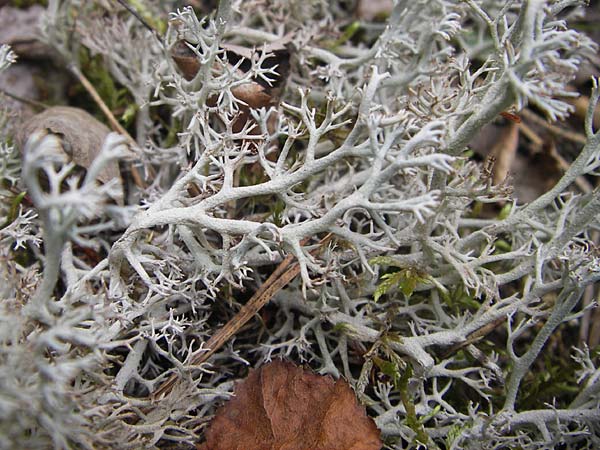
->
171;39;291;151
18;106;123;202
0;5;53;59
221;43;291;107
170;40;201;81
197;360;382;450
171;39;290;109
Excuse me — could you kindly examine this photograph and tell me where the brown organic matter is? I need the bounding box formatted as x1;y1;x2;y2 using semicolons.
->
18;106;123;203
171;40;202;81
171;40;290;111
0;5;54;59
197;360;382;450
490;121;519;186
18;107;116;181
171;39;291;163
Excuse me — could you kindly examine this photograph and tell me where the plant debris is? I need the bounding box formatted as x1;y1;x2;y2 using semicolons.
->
18;106;123;202
197;360;382;450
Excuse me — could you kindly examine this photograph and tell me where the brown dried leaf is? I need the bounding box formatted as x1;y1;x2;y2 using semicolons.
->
222;44;291;103
197;360;382;450
231;81;274;109
18;106;123;201
171;40;290;108
171;40;202;81
0;6;53;59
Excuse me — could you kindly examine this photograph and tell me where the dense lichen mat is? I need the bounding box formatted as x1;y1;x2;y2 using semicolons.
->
0;1;599;448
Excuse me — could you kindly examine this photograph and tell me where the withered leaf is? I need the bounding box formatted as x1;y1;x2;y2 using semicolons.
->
18;106;123;202
222;44;291;106
197;360;382;450
172;40;291;138
171;40;201;81
19;106;120;184
0;6;53;59
171;40;290;108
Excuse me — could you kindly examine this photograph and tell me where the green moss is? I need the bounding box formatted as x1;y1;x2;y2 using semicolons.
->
389;356;439;449
443;285;481;312
9;0;48;8
270;198;285;227
1;190;26;229
516;342;581;410
127;0;167;34
73;49;133;127
370;257;436;302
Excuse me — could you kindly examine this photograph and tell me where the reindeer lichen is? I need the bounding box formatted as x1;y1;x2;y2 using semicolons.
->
1;1;600;448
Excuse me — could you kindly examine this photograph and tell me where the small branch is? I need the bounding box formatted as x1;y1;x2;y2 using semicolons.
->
68;64;131;141
0;88;48;110
440;316;507;359
68;63;146;187
114;0;164;46
151;235;330;399
521;108;587;145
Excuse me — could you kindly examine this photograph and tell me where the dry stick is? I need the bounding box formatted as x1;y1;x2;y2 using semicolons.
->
0;88;49;110
490;121;519;186
441;316;507;360
521;108;587;145
69;64;131;138
519;110;594;194
152;262;299;399
114;0;164;45
68;63;147;188
518;121;543;150
152;236;330;399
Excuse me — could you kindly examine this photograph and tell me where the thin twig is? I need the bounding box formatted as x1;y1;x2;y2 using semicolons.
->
521;108;587;145
441;316;507;359
151;235;331;399
114;0;164;46
0;88;48;110
68;64;131;139
519;112;594;194
67;63;147;187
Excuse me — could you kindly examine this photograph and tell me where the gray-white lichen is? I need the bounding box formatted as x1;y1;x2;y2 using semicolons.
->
1;0;600;448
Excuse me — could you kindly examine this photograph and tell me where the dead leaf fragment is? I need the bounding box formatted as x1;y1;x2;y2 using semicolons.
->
18;106;123;202
171;40;290;109
0;6;53;59
171;40;202;81
197;360;382;450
